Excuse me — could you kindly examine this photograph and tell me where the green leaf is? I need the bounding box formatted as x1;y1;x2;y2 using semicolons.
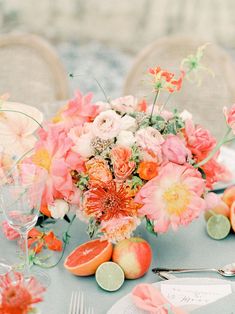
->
145;217;157;237
87;219;100;238
131;145;140;163
130;176;143;189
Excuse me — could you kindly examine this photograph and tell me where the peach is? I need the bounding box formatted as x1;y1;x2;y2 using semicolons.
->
222;186;235;208
204;192;230;221
112;237;152;279
230;201;235;232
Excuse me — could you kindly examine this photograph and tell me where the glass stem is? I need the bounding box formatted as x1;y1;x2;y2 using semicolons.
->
21;231;30;278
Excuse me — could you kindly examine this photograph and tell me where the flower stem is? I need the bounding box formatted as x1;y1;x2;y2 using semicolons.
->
34;214;76;269
150;89;160;123
0;109;43;129
160;93;172;113
194;128;233;168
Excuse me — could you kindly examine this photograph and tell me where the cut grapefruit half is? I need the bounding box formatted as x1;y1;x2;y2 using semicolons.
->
64;239;113;276
230;201;235;232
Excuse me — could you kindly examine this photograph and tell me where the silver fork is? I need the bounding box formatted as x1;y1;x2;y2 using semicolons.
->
69;291;94;314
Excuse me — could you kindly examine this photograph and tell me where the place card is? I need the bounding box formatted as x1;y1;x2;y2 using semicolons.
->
160;283;232;306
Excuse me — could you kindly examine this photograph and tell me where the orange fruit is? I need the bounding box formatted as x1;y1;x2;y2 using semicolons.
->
230;201;235;232
64;239;113;276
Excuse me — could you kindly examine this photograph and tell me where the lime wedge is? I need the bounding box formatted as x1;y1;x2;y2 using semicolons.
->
206;214;231;240
95;262;125;292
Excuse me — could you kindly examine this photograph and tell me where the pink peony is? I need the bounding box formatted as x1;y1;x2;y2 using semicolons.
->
54;90;98;128
111;95;138;113
2;221;20;240
224;104;235;133
162;134;190;164
184;119;216;159
30;123;84;210
68;123;94;158
92;110;121;140
135;127;164;164
135;162;206;233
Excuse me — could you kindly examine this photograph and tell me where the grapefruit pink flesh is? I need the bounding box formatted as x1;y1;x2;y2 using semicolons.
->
64;239;113;276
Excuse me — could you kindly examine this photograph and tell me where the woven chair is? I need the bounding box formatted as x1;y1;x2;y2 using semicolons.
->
0;33;69;115
123;36;235;140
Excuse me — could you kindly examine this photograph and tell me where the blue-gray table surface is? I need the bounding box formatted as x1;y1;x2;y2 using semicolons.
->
1;216;235;314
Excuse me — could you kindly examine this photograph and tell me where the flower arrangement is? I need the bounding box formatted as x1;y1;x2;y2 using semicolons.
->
1;45;234;246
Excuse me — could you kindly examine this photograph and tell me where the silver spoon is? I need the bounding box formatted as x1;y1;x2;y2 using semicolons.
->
152;262;235;277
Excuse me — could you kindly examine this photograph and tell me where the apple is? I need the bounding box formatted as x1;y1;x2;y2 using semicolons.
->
222;186;235;208
112;237;152;279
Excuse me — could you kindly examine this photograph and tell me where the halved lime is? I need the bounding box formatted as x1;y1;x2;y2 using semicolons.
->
206;214;231;240
95;262;125;292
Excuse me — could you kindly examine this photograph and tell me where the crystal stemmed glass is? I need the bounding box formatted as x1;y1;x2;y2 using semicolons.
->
0;163;49;285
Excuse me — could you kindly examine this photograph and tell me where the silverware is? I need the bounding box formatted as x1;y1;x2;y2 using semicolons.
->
69;291;94;314
156;271;177;280
152;262;235;277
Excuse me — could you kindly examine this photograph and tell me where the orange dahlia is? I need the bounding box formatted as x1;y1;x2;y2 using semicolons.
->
83;181;141;221
0;272;45;314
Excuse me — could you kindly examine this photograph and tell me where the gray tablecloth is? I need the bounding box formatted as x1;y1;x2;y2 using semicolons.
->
1;216;235;314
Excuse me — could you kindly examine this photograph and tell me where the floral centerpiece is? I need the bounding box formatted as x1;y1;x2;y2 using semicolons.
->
1;45;234;247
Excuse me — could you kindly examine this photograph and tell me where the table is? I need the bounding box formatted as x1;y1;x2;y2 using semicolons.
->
1;216;235;314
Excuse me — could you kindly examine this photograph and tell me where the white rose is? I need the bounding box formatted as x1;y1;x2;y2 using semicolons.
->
111;95;138;113
68;123;94;158
49;199;69;219
95;101;111;112
180;110;192;121
92;110;121;140
116;130;136;147
120;115;137;131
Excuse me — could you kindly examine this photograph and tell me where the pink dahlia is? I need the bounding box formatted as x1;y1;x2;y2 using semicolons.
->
135;162;206;233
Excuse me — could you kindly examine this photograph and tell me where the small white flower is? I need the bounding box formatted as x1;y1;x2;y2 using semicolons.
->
180;110;192;121
49;199;69;219
120;115;137;131
116;130;136;147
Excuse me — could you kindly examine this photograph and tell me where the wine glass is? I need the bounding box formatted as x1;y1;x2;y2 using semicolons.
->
0;163;50;285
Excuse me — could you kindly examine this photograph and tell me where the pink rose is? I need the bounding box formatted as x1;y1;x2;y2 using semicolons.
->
224;105;235;133
92;110;121;140
184;119;216;158
135;127;164;164
162;134;190;164
2;221;20;240
111;95;138;113
68;123;94;158
111;146;136;180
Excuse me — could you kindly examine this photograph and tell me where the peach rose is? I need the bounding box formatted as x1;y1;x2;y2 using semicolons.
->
86;157;112;186
111;146;136;180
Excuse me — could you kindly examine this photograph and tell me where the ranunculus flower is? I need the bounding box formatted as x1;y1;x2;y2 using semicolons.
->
136;127;164;164
162;134;190;164
68;123;94;158
111;95;138;113
116;130;136;147
48;199;69;219
184;119;216;159
135;162;206;233
137;161;158;180
2;221;20;240
86;157;112;186
92;110;121;140
111;146;136;180
224;104;235;133
120;115;137;131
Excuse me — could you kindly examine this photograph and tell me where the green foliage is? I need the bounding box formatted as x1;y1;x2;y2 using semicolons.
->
87;218;100;238
145;217;157;237
76;174;89;191
130;176;143;190
131;145;141;163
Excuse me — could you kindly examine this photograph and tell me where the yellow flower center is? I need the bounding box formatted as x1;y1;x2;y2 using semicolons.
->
32;149;51;171
163;183;191;216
